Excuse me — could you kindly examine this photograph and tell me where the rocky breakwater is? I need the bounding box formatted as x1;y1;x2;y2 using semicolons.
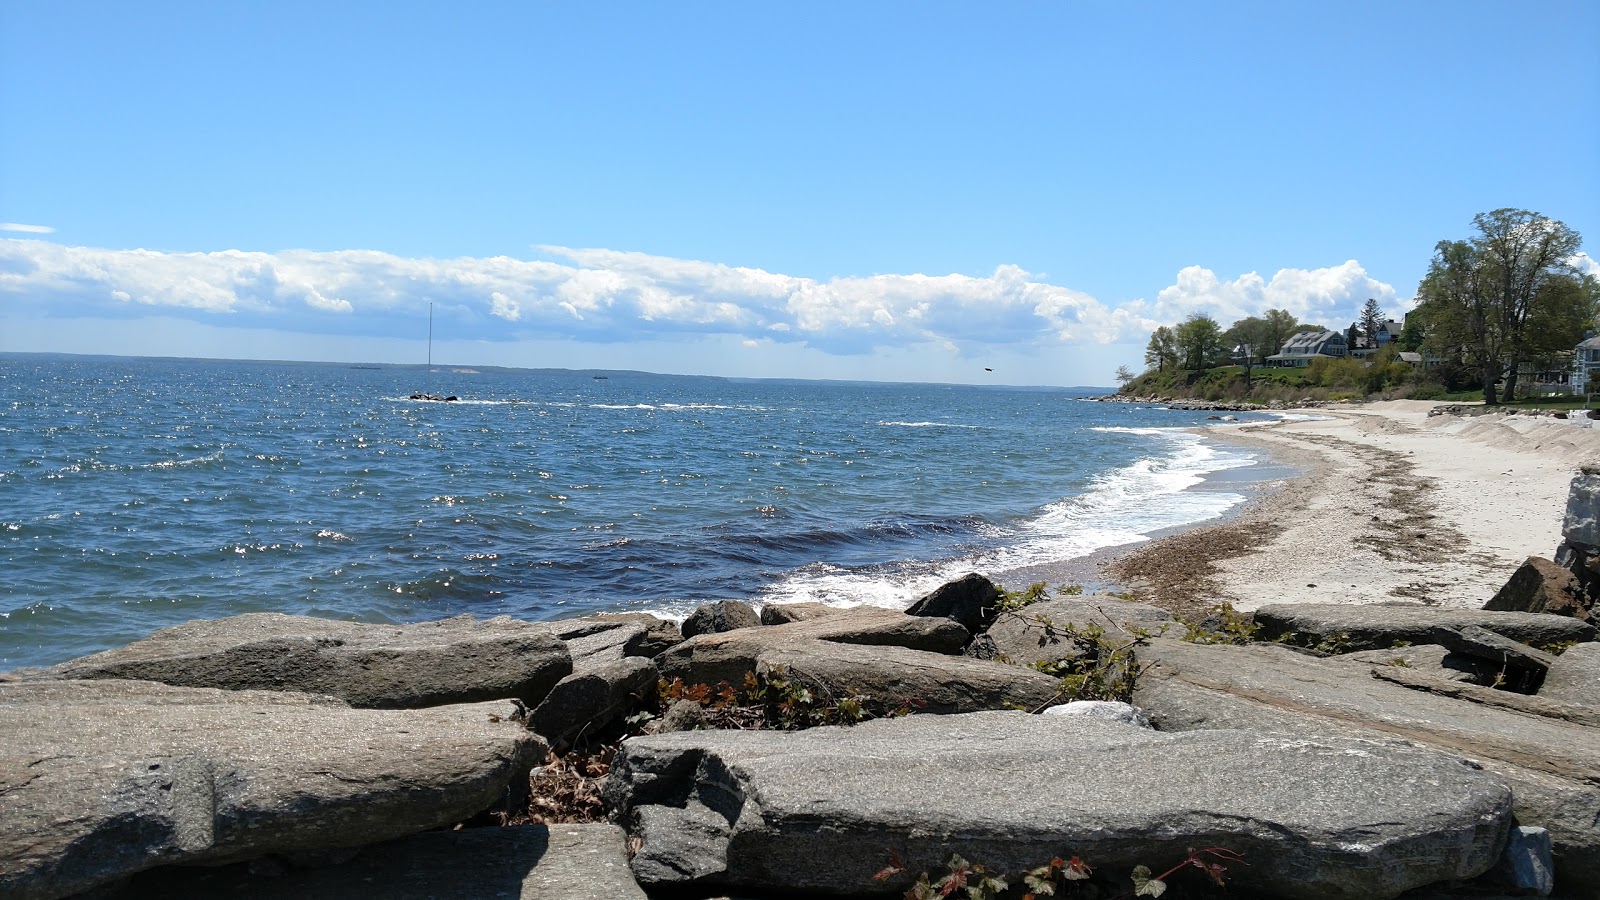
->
4;555;1599;898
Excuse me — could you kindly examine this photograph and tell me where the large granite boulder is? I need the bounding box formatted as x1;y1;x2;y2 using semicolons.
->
1133;638;1600;892
1562;468;1600;551
1542;642;1600;706
529;657;658;748
758;602;840;625
1251;603;1595;651
116;823;646;899
582;613;683;657
984;596;1176;667
605;712;1512;900
656;606;968;687
46;613;573;709
1485;556;1591;623
904;572;1003;634
0;679;542;900
1331;644;1495;684
755;639;1063;714
681;600;761;638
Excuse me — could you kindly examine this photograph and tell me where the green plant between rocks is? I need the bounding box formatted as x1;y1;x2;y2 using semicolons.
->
992;583;1149;706
1177;603;1259;645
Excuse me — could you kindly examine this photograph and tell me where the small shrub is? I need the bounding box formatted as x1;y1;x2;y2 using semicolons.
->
1178;603;1259;645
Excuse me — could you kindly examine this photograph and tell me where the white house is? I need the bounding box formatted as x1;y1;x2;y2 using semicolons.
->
1266;330;1348;367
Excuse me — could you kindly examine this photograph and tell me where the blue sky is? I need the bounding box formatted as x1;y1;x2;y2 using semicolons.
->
2;2;1596;385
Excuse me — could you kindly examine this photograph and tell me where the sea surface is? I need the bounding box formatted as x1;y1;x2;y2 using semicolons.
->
0;356;1273;669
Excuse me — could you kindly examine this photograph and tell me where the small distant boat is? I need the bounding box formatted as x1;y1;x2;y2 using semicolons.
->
410;302;457;402
593;375;609;380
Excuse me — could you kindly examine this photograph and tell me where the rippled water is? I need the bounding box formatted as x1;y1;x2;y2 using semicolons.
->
0;356;1265;668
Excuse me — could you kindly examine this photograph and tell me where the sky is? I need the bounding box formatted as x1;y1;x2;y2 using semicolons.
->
2;2;1596;386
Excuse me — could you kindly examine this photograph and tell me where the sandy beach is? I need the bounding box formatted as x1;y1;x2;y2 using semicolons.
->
1075;401;1600;619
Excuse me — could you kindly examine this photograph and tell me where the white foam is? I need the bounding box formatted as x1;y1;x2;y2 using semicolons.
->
874;421;982;429
754;429;1257;610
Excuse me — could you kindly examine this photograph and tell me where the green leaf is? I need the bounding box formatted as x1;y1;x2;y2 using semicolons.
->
1131;865;1168;898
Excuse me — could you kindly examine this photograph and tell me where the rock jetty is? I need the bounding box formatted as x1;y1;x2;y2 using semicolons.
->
7;474;1600;897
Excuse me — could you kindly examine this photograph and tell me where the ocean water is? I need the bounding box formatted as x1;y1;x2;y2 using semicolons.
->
0;356;1267;669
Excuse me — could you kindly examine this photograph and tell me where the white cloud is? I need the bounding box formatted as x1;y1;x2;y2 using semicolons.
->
0;237;1400;357
0;223;54;234
1574;252;1600;280
1124;260;1401;329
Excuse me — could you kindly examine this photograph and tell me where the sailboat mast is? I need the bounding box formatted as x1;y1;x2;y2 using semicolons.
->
427;302;433;369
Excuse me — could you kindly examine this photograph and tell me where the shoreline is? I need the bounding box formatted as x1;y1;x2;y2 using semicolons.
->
1067;400;1600;620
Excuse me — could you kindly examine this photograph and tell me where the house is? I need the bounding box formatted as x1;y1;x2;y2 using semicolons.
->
1571;336;1600;394
1348;318;1404;360
1266;330;1348;367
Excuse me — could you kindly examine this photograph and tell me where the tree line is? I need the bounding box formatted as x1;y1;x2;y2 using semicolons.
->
1129;208;1597;405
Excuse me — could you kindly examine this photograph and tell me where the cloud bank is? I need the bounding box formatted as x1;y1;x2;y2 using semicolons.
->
0;239;1399;354
0;223;55;234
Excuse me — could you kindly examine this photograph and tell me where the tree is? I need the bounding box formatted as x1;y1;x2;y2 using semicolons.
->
1415;209;1591;404
1144;326;1178;372
1114;365;1137;387
1397;312;1426;351
1223;316;1274;383
1262;308;1299;357
1358;298;1385;347
1174;313;1225;371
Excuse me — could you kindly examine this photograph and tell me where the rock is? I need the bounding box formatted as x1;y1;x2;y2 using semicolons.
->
605;711;1512;900
1333;644;1494;684
528;657;658;748
755;640;1063;714
46;613;573;709
1486;556;1591;623
1487;825;1554;897
681;600;761;638
1563;470;1600;551
561;623;648;669
1426;625;1558;692
1369;665;1600;728
657;607;968;688
654;698;710;733
1039;699;1152;727
1133;638;1600;892
984;596;1175;667
905;572;1003;634
758;602;840;625
0;679;542;900
116;824;646;899
586;613;683;657
1541;642;1600;706
1252;603;1595;652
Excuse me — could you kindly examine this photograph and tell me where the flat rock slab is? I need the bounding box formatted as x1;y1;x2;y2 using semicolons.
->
46;612;572;709
1542;641;1600;706
756;639;1063;714
606;711;1511;900
575;613;683;657
984;596;1176;667
1252;603;1595;651
1332;644;1494;684
1133;638;1600;891
0;679;542;900
117;824;646;899
657;607;968;687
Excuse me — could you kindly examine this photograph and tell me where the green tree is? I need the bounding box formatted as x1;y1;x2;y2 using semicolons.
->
1144;326;1178;372
1397;312;1426;351
1416;209;1591;404
1223;316;1274;383
1174;313;1225;371
1358;298;1385;347
1114;364;1137;387
1261;308;1299;357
